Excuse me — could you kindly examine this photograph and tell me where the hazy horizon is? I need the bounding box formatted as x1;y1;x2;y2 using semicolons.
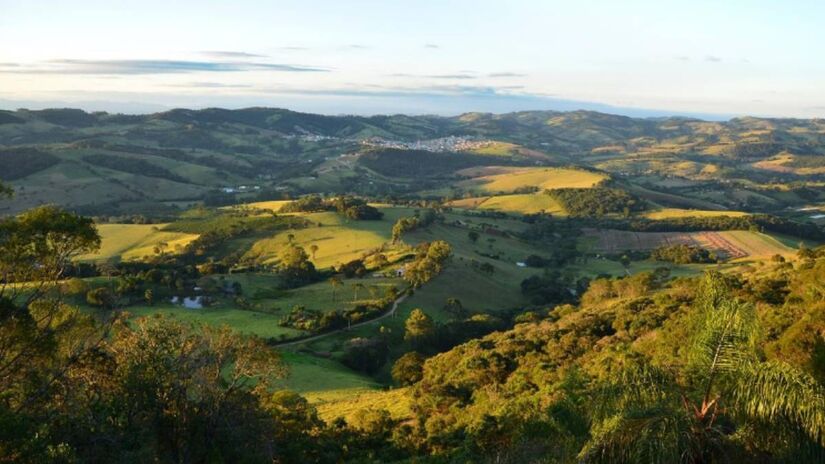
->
2;0;823;119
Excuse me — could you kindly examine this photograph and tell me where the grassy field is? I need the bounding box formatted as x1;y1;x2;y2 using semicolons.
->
78;224;199;262
719;230;795;258
221;273;404;314
127;303;305;340
449;193;566;215
468;141;520;156
232;200;292;212
244;207;413;269
274;351;379;393
642;208;749;220
310;387;411;422
455;166;606;193
273;351;411;422
400;222;540;317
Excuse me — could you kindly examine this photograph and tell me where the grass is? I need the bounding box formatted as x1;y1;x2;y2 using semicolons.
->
310;388;411;422
719;230;794;258
643;208;749;220
78;223;198;262
274;351;411;422
222;273;404;314
400;222;540;317
244;207;414;269
469;141;520;156
127;303;305;340
232;200;292;212
462;193;566;215
274;351;379;394
455;167;606;193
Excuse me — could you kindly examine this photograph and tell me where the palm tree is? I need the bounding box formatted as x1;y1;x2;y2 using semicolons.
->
329;276;343;303
353;282;365;302
581;272;825;463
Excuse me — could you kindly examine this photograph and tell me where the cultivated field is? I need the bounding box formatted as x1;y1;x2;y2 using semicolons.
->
583;229;794;259
455;166;606;193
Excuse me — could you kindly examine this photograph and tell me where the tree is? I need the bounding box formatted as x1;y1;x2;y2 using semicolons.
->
468;230;479;243
479;262;495;275
581;272;825;463
153;240;169;256
144;288;154;305
443;297;467;318
404;241;452;288
278;244;317;287
329;276;343;303
392;352;426;386
404;308;435;346
309;244;319;260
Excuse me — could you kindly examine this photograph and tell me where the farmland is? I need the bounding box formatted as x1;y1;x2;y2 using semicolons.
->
582;228;794;259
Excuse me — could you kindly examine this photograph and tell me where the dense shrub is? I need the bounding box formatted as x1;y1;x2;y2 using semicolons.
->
651;244;717;264
546;187;646;217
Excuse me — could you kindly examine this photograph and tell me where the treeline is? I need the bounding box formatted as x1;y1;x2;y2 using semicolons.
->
546;187;646;217
277;289;397;336
0;148;60;180
578;213;825;241
391;209;439;242
97;142;257;177
358;148;515;178
650;243;718;264
402;240;452;288
281;195;383;220
731;142;780;159
83;154;188;183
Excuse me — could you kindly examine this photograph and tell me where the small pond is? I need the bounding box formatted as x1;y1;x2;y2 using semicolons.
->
170;296;204;309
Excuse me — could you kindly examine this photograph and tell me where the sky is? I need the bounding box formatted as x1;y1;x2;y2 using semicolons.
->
1;0;823;118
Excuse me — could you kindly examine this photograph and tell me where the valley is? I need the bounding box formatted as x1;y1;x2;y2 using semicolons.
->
3;107;825;462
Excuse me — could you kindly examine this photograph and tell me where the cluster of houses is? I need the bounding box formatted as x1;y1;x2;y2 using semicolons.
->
221;185;262;194
361;136;495;153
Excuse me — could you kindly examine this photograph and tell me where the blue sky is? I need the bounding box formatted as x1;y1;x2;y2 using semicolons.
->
1;0;823;118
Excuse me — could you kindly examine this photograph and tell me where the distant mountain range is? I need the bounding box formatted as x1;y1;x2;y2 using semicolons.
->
1;107;823;216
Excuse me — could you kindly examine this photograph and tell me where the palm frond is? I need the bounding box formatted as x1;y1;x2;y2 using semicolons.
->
687;298;760;384
590;362;676;422
733;361;825;447
579;408;690;464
